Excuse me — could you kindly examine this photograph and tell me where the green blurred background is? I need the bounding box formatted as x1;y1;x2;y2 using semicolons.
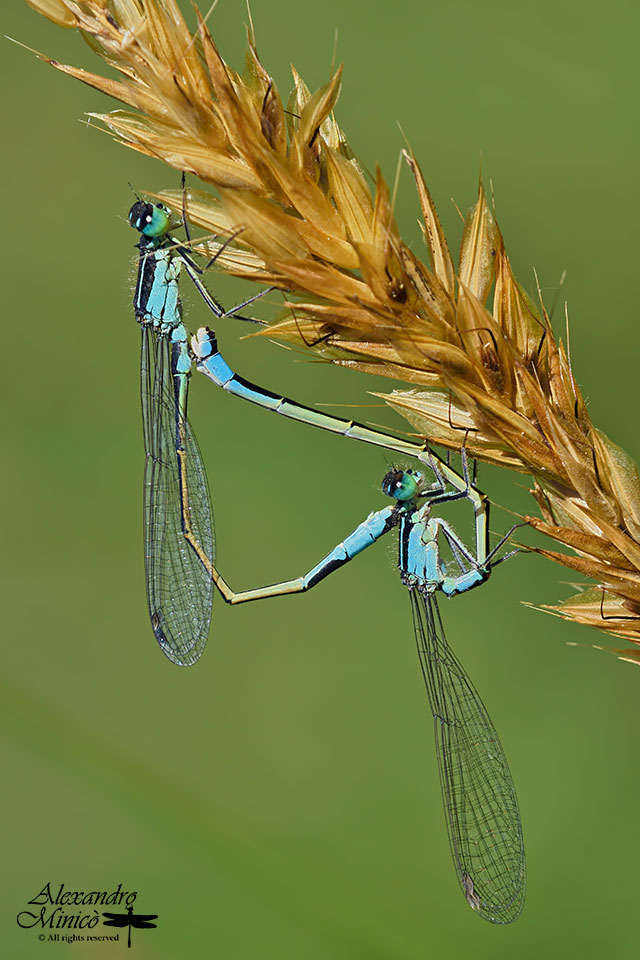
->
4;0;640;956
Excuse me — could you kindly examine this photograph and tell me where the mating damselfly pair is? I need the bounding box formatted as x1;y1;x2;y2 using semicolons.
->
128;195;526;924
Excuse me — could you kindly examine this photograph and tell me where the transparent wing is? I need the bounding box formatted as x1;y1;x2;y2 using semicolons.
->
141;328;214;666
411;591;525;923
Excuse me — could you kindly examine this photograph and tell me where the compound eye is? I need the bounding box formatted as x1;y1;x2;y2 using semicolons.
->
128;201;170;238
381;469;418;501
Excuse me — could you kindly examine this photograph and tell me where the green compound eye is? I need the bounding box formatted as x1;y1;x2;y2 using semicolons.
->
381;469;419;501
128;201;171;238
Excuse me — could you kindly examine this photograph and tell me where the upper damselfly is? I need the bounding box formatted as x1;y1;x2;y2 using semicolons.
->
128;199;264;666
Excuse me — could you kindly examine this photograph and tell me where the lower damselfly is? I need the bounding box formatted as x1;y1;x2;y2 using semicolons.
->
190;461;526;923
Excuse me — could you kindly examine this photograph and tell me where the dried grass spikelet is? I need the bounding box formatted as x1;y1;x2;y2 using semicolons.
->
24;0;640;654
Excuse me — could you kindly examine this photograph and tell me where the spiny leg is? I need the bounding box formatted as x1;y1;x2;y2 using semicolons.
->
178;174;275;319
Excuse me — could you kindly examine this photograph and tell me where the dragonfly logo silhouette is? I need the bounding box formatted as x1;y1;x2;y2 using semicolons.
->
102;905;158;948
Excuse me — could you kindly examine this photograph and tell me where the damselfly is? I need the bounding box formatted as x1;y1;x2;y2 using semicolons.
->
128;200;264;666
190;459;526;923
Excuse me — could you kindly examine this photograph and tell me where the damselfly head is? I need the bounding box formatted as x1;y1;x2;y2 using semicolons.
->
381;468;426;502
128;200;175;239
